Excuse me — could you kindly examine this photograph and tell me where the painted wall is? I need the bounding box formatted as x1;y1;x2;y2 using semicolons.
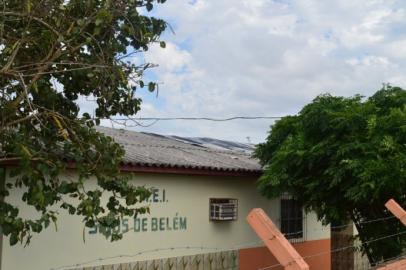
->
1;171;329;270
239;239;331;270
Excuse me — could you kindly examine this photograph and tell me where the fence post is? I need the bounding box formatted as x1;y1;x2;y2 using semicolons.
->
374;199;406;270
385;199;406;226
246;208;309;270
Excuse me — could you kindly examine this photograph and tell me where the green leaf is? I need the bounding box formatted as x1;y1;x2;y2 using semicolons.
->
148;82;155;92
146;3;153;11
85;220;95;228
9;233;18;246
95;18;103;26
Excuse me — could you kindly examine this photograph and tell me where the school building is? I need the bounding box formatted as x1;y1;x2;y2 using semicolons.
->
1;127;330;270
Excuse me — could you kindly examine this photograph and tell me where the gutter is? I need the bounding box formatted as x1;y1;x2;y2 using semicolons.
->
120;163;263;177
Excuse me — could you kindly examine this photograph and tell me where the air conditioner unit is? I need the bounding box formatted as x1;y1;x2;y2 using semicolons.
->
210;198;238;221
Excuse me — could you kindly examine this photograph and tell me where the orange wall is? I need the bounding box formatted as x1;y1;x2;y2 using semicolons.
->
239;238;331;270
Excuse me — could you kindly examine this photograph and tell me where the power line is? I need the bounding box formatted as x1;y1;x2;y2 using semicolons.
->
105;116;283;122
100;116;284;128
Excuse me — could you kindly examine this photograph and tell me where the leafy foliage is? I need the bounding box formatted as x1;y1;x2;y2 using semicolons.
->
0;0;167;245
255;86;406;263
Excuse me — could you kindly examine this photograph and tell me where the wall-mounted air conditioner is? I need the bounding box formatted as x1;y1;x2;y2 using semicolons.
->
209;198;238;221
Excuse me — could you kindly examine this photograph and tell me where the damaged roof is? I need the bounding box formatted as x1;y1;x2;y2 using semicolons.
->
97;126;262;176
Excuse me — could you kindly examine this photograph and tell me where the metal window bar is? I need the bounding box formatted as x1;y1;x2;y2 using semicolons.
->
280;194;306;243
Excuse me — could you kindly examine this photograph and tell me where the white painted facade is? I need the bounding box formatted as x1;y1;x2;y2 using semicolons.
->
1;171;330;270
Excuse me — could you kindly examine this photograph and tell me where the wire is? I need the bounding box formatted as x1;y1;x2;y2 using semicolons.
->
331;215;397;230
109;117;159;128
50;215;401;270
50;215;400;270
98;115;283;128
280;214;397;238
105;116;283;122
52;222;405;270
51;240;263;270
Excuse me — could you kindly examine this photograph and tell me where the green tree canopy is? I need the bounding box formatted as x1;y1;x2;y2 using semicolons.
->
0;0;167;245
255;86;406;263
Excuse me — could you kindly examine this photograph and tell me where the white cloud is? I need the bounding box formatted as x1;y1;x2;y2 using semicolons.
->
386;39;406;58
346;55;391;67
147;43;192;72
105;0;406;143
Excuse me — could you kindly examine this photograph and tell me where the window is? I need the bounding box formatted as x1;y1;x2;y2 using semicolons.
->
280;194;304;240
210;198;238;221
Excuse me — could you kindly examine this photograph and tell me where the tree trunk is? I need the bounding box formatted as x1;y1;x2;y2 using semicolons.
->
331;221;354;270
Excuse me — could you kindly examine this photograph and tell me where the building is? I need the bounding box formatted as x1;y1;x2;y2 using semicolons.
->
1;127;330;270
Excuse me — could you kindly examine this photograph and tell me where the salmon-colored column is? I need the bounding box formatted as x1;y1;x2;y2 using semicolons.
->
385;199;406;226
247;208;309;270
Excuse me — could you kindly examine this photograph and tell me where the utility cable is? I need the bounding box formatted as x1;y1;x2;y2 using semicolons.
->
107;116;283;122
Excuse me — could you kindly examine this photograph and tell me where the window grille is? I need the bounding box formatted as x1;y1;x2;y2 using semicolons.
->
280;194;305;242
209;198;238;221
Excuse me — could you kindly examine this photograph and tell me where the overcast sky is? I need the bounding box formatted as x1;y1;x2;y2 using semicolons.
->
101;0;406;143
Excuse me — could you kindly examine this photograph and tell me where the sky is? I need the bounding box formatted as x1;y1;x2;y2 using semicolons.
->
100;0;406;143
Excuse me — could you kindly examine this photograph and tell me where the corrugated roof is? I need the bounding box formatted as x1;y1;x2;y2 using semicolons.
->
97;126;262;174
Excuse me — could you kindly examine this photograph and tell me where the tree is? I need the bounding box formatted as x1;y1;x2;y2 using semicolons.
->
0;0;167;246
255;86;406;263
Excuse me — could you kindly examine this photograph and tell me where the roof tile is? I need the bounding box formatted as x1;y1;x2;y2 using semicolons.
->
97;126;262;173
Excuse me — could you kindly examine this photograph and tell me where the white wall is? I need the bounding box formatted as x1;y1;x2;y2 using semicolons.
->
1;171;329;270
305;211;330;241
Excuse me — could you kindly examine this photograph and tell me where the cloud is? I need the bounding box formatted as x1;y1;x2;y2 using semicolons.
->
103;0;406;143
